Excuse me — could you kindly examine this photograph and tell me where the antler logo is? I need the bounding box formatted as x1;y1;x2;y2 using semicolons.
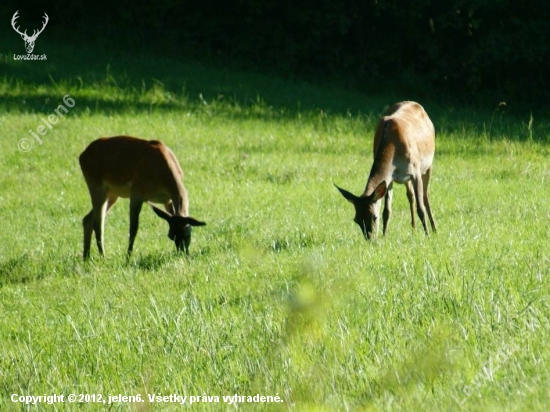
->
11;11;49;54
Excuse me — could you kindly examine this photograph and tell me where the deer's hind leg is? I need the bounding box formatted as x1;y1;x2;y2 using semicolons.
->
405;180;416;230
422;167;437;233
83;209;95;259
82;181;107;258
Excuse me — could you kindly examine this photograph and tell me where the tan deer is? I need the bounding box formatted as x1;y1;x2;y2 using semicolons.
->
79;136;206;259
335;101;436;240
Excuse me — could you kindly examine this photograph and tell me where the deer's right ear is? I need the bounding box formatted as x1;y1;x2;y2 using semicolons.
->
334;184;359;204
150;204;172;221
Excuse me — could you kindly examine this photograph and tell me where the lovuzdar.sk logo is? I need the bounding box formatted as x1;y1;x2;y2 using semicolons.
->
11;10;48;60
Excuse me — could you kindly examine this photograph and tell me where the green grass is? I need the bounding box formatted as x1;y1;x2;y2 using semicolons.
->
1;39;550;411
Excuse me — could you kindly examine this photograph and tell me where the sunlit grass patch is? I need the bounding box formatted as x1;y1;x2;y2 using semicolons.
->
1;46;550;410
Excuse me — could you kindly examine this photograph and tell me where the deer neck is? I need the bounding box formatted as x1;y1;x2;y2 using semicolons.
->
364;146;396;197
170;183;189;217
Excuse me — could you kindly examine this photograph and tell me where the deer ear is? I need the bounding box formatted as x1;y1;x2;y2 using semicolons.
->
150;204;172;221
186;217;206;227
372;181;387;202
335;184;359;204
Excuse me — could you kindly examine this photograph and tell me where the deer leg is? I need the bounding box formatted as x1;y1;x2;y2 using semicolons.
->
83;209;94;259
128;198;143;256
382;182;393;235
164;200;175;215
83;194;117;259
82;185;107;259
93;194;122;255
105;195;119;216
422;167;437;233
93;203;108;256
406;180;416;230
412;176;429;235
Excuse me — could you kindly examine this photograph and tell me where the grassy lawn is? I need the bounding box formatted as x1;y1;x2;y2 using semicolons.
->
1;40;549;411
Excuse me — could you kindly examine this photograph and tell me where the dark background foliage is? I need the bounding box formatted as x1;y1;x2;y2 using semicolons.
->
2;0;549;103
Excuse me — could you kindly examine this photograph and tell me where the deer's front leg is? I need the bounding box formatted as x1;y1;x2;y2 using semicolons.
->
382;182;393;235
128;198;143;255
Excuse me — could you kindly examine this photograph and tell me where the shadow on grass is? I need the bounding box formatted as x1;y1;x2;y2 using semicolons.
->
0;255;42;287
127;251;208;271
1;36;384;114
1;34;549;143
128;253;174;271
0;254;81;287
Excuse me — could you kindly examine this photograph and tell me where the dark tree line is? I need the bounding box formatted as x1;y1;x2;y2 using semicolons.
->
4;0;549;102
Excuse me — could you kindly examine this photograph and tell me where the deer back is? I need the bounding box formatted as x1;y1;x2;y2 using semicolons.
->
366;101;435;194
79;136;187;213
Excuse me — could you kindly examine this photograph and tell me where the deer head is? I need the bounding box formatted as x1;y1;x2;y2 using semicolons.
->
11;11;49;54
150;205;206;254
335;182;387;240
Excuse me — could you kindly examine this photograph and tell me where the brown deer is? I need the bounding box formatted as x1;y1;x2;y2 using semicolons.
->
335;101;436;240
11;11;49;54
79;136;205;259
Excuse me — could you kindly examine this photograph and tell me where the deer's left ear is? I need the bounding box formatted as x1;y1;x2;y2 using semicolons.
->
185;217;206;227
150;204;172;221
372;181;387;202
